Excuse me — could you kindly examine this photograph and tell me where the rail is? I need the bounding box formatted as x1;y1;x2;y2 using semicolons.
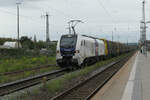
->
0;68;68;96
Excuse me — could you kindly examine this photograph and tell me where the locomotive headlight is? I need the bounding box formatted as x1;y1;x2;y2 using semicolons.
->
76;50;80;53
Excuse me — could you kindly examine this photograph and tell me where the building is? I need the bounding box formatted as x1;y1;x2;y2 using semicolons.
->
0;42;22;49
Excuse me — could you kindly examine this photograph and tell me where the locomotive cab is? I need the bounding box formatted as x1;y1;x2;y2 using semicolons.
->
56;34;78;67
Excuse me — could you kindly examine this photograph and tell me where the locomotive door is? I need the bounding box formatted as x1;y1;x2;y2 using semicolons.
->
80;40;86;59
95;39;98;56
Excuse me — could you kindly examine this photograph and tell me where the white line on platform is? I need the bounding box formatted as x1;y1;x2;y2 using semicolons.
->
121;53;139;100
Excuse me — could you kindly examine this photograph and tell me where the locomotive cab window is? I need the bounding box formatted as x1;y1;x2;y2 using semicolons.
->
60;35;77;48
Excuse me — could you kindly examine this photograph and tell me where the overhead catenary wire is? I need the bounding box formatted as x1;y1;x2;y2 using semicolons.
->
96;0;118;40
96;0;112;18
37;2;88;35
0;8;45;40
0;8;44;24
96;0;137;43
96;0;117;24
38;1;119;35
37;3;76;20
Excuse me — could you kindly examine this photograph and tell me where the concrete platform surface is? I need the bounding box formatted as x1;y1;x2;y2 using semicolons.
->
91;52;150;100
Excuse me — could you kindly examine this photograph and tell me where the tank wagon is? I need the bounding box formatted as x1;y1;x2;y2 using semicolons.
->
56;34;134;68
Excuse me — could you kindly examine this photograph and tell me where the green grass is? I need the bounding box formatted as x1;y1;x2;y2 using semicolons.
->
0;66;60;84
0;56;56;73
0;56;58;84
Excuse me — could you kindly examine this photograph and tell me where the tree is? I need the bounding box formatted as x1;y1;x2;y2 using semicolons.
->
20;36;34;49
36;40;46;49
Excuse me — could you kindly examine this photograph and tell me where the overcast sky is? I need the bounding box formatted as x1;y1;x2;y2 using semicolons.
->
0;0;150;43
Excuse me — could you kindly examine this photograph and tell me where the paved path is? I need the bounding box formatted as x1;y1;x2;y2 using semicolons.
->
92;52;150;100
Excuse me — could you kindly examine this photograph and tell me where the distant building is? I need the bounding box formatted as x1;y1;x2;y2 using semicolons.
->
0;42;22;49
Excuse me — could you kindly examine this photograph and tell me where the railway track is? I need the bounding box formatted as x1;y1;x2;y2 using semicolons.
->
0;68;68;96
51;53;133;100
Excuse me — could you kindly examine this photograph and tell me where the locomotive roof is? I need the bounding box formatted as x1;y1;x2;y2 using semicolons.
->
61;34;124;45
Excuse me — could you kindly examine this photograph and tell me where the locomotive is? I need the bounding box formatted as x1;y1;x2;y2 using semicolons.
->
56;34;133;68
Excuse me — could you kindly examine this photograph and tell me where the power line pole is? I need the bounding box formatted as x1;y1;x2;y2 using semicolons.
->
118;35;120;42
127;39;128;45
16;2;21;48
41;13;50;49
34;34;37;50
140;0;147;55
34;34;37;43
115;28;120;42
127;25;129;45
46;13;50;43
142;0;145;23
114;27;117;42
112;31;114;42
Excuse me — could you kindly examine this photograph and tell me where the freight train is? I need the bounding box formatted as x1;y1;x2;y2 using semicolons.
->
56;34;134;68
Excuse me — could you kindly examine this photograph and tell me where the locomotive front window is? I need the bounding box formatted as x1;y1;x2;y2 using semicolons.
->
60;35;77;48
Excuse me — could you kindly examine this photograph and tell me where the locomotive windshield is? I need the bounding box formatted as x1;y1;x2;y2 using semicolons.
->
60;35;77;48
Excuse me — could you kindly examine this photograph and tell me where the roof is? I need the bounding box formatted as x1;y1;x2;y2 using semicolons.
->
4;42;16;46
3;42;21;48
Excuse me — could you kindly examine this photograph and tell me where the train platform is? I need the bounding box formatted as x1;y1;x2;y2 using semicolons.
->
91;52;150;100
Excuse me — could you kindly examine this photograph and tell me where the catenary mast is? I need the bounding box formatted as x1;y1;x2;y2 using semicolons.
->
140;0;147;55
